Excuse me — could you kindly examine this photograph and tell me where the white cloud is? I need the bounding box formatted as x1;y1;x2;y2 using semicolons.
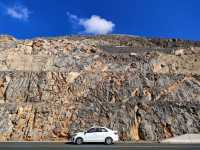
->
7;5;30;21
67;12;78;21
67;12;115;34
80;15;115;34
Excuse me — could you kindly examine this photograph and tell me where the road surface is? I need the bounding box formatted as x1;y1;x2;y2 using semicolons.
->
0;142;200;150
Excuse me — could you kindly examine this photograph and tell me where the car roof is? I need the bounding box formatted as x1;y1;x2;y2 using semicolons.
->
89;126;111;130
90;126;104;128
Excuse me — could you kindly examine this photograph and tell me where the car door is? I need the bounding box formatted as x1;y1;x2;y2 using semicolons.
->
95;128;108;142
84;128;98;142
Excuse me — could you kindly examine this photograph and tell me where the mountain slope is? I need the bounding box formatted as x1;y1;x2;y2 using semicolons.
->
0;35;199;141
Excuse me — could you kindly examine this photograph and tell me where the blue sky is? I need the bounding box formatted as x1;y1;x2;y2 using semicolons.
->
0;0;200;40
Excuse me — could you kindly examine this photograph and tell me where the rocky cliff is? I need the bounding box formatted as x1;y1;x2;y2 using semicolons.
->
0;35;199;142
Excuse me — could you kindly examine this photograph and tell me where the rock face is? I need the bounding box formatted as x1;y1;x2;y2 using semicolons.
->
0;35;199;141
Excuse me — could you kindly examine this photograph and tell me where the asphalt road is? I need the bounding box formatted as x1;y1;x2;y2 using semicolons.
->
0;142;200;150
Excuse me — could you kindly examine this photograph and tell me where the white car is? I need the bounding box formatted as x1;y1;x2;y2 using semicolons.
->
71;126;119;145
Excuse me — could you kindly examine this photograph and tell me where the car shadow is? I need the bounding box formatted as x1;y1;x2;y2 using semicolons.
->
65;142;111;145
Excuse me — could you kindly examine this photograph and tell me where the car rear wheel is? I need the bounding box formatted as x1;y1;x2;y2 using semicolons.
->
75;137;83;145
105;137;113;145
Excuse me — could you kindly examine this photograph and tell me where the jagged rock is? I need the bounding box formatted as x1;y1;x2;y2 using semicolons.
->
139;120;155;141
175;49;185;56
0;35;16;43
0;35;199;142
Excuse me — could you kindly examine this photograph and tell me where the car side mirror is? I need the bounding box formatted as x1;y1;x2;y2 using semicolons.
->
84;131;87;135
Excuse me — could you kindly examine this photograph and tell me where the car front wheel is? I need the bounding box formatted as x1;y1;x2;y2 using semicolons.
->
75;137;83;145
105;137;113;145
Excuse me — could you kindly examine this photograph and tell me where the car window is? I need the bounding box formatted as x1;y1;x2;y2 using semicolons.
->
98;128;108;132
87;128;97;133
96;128;101;132
101;128;108;132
